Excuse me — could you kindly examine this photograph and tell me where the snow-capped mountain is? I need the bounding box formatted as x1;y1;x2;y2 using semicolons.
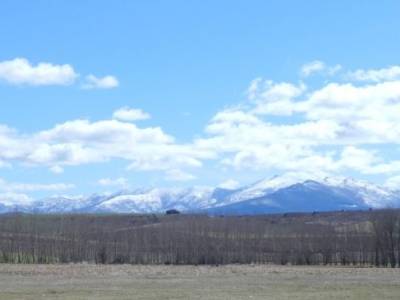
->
28;194;106;213
0;176;399;214
94;187;215;213
216;174;309;207
321;177;399;208
206;180;367;215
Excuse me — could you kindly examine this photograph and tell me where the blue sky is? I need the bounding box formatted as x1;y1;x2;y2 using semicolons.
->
1;0;400;201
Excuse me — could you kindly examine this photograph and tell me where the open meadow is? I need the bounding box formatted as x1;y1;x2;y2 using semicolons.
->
0;264;399;300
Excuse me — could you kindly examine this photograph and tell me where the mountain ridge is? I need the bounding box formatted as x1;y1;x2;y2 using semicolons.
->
1;176;399;214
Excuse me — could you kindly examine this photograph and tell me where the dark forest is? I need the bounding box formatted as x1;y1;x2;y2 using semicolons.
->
0;209;399;267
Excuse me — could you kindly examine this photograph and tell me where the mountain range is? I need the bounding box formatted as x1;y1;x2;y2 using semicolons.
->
1;175;399;214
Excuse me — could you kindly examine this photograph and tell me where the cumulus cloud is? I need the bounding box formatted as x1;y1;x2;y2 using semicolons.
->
0;192;33;206
0;58;78;86
347;65;400;82
336;146;376;172
299;81;400;123
2;61;400;191
0;118;211;176
385;175;400;190
98;177;129;188
113;107;151;122
0;57;121;90
234;78;400;145
248;79;306;115
126;145;206;172
195;64;400;177
0;178;74;193
0;160;10;169
300;60;341;77
165;169;196;181
82;74;119;89
301;60;326;77
218;179;240;189
49;165;64;174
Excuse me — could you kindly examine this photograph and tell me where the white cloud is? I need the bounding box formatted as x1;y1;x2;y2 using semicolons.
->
328;64;343;76
0;192;33;206
126;146;205;171
2;61;400;191
0;117;211;174
202;108;341;149
0;160;11;168
0;178;74;193
300;81;400;123
300;60;342;77
98;177;129;188
384;175;400;190
301;60;326;77
49;165;64;174
0;57;121;90
337;146;379;174
347;65;400;82
36;119;173;144
32;119;175;168
82;74;119;89
195;70;400;176
113;107;151;122
241;78;400;144
218;179;240;189
220;144;337;174
165;169;196;181
0;58;78;86
1;67;399;181
249;80;306;115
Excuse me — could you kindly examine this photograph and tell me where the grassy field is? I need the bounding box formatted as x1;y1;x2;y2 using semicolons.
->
0;264;399;299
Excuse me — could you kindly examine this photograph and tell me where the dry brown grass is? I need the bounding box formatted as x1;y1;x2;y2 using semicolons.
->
0;264;399;299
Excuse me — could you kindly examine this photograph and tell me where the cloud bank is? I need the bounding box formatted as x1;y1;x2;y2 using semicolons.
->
2;61;400;188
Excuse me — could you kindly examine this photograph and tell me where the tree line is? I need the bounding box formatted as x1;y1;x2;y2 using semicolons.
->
0;209;399;267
